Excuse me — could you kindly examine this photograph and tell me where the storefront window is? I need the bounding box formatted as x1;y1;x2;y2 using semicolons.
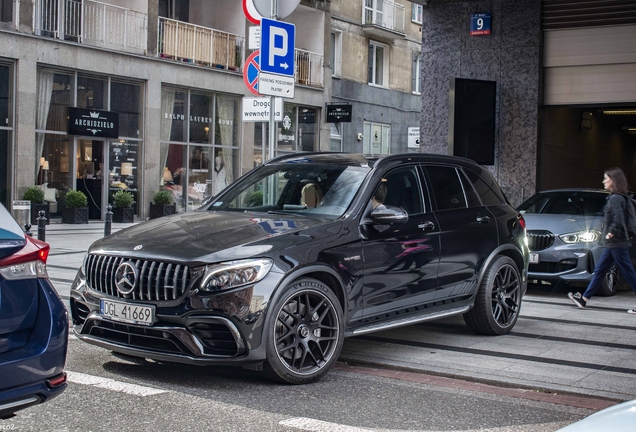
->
37;133;72;216
160;87;241;212
299;107;318;152
77;75;107;110
109;139;140;214
190;92;214;144
278;105;296;153
41;71;73;132
111;81;142;138
0;129;9;207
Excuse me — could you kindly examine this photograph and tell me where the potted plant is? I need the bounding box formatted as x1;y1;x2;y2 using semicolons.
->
24;186;50;225
149;189;176;219
62;190;89;224
112;190;135;223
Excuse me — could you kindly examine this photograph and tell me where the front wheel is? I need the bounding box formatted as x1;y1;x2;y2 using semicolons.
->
598;264;620;297
262;278;344;384
464;256;522;335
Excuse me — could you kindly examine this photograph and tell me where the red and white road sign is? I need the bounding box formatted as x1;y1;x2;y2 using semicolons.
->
243;50;261;96
242;0;263;25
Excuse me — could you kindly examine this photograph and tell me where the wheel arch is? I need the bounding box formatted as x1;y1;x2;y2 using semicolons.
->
476;245;527;293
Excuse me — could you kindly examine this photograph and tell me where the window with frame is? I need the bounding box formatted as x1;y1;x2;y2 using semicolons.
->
330;123;342;152
0;0;12;23
368;41;387;87
412;4;423;24
426;166;468;211
330;31;342;78
363;121;390;155
412;53;421;94
0;62;13;207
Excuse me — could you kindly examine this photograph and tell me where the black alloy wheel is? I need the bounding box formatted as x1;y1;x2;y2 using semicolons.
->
464;256;522;335
599;264;620;296
263;278;344;384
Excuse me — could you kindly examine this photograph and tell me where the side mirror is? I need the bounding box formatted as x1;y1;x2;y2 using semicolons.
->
370;205;408;225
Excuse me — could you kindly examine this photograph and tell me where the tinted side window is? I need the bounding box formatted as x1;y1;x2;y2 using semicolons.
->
381;166;424;214
426;166;467;211
464;169;504;206
459;171;481;207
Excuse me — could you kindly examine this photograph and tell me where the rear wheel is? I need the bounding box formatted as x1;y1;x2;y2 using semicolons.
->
262;278;344;384
464;256;522;335
598;264;620;297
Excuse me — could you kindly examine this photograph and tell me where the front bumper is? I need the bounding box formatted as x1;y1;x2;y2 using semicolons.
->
528;243;601;284
69;266;284;366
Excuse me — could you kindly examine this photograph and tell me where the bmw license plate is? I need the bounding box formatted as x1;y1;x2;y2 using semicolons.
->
529;253;539;264
100;299;155;326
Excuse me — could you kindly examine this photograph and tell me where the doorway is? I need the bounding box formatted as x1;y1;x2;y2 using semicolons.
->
76;138;105;220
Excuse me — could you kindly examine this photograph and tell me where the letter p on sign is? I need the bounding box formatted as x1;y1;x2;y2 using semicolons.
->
259;18;295;78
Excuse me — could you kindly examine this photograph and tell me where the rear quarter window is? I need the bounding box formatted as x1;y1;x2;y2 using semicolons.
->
464;169;505;206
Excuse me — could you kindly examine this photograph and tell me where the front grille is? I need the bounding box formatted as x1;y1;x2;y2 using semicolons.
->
527;230;555;251
529;258;578;274
85;254;192;301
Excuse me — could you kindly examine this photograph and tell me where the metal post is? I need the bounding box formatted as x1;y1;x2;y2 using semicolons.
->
24;223;33;238
267;0;278;162
104;204;112;237
37;210;47;242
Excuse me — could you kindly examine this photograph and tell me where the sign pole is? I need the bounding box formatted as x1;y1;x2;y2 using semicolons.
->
267;0;277;162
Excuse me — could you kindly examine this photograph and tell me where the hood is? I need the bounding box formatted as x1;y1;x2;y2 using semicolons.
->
89;210;325;263
521;213;603;234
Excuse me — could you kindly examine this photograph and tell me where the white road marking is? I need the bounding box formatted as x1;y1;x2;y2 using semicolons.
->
279;418;375;432
66;371;168;397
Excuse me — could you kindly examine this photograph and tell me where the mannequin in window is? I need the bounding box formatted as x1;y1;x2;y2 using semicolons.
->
212;151;227;196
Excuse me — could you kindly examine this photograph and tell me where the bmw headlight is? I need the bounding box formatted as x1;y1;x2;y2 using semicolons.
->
559;230;601;244
196;258;273;292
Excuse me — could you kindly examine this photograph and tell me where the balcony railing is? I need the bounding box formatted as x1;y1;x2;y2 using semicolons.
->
363;0;405;34
158;17;244;72
295;49;323;88
33;0;147;54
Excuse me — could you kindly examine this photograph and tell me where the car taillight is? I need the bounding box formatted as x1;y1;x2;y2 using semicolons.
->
0;236;50;280
518;215;526;229
46;372;67;388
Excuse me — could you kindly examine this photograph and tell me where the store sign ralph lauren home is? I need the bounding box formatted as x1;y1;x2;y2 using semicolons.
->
68;107;120;138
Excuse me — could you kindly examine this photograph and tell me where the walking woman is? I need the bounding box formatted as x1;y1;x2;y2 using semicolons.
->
568;167;636;312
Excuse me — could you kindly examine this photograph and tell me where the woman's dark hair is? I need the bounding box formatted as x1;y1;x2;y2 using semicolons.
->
605;167;629;194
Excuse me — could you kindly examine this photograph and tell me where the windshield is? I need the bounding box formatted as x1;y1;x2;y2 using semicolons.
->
518;191;607;216
208;162;370;218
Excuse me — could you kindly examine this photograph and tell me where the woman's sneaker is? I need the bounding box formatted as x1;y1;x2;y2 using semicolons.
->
568;292;587;308
627;309;636;314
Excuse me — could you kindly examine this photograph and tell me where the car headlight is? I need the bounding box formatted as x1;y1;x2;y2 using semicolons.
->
559;230;601;244
195;258;273;292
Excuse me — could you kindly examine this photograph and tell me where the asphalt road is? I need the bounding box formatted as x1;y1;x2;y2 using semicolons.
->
8;221;634;431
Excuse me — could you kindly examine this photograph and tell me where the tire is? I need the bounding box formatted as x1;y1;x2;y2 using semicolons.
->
262;278;344;384
464;256;522;335
598;264;620;297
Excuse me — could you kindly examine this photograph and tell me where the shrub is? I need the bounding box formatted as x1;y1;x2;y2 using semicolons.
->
24;186;44;204
248;191;263;207
64;190;88;208
153;190;174;205
113;190;134;208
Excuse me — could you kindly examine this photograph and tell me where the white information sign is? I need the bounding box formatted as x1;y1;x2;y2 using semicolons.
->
258;72;295;98
242;97;283;122
249;26;261;50
408;127;420;148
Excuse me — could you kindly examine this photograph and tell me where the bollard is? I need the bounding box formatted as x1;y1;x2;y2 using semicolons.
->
104;204;113;237
24;223;33;237
37;210;47;242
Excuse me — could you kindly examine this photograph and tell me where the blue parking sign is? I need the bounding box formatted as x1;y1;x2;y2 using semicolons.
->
260;18;295;77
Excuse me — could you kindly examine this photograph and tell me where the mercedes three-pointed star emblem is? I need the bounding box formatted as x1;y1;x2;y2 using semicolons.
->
115;262;138;295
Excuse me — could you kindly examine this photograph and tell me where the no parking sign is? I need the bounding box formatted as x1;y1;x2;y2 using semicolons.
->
243;50;261;96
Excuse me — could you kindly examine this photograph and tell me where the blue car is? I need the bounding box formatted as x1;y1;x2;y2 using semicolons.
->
0;203;68;419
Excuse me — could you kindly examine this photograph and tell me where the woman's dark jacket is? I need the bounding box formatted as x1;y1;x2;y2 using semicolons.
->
602;193;632;248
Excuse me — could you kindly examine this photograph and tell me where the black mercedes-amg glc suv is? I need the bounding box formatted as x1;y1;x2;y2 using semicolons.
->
70;153;528;384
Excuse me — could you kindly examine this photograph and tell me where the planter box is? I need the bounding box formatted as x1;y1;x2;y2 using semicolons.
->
149;203;176;220
113;207;134;223
62;207;89;224
31;202;50;226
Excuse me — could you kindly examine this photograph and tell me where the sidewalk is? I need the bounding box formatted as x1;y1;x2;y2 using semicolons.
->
44;220;137;302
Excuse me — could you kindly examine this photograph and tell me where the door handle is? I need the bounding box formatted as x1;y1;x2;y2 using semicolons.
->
476;216;491;223
418;221;435;230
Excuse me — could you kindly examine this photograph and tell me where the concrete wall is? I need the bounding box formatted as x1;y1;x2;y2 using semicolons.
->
419;0;541;205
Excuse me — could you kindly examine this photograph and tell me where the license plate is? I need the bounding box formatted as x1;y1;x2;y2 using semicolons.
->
529;253;539;264
100;299;155;326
